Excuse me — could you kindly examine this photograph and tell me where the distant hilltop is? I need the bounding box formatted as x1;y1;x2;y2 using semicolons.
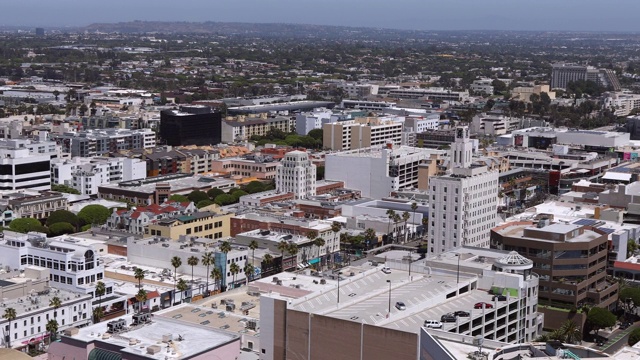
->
83;20;381;37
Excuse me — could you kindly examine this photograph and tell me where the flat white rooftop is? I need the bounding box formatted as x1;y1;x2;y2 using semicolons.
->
70;314;239;359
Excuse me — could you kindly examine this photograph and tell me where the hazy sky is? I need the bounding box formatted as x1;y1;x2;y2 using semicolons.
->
2;0;640;32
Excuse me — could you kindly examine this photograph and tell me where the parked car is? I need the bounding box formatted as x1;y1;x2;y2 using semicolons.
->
492;295;507;301
441;313;457;323
424;320;443;329
395;301;406;310
454;311;470;317
381;267;391;274
474;302;493;309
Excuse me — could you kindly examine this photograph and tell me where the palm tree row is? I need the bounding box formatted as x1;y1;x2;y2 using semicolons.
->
535;320;582;344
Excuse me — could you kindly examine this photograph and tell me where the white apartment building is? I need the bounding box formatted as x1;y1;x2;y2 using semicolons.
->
604;92;640;117
403;114;440;133
325;145;445;199
0;268;93;349
428;127;499;254
275;151;316;200
337;83;379;98
295;109;333;135
340;100;396;111
51;157;146;195
470;79;494;95
322;118;403;151
53;128;156;158
0;139;53;191
0;231;107;294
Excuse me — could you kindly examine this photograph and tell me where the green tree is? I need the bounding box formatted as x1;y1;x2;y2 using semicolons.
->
92;307;104;324
171;256;182;297
9;218;44;233
492;79;507;94
50;296;62;321
243;181;266;194
363;228;377;250
411;202;418;239
94;281;106;322
402;211;410;242
586;307;616;335
77;205;110;226
46;319;58;344
207;188;225;200
230;189;248;201
176;278;188;303
212;267;222;292
134;267;145;288
48;222;75;236
263;253;274;271
628;239;638;258
3;307;16;348
629;328;640;346
229;262;240;289
560;320;582;344
196;199;214;209
277;240;288;271
46;210;79;227
51;184;80;194
135;289;147;312
243;263;255;285
249;240;259;266
307;128;323;141
386;209;396;241
168;194;189;202
316;166;325;181
201;252;215;293
187;190;209;204
187;256;199;283
214;194;236;206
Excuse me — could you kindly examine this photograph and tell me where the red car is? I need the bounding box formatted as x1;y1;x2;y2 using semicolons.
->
474;302;493;309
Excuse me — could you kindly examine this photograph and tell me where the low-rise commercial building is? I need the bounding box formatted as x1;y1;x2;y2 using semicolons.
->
146;211;233;241
0;268;93;350
98;173;235;206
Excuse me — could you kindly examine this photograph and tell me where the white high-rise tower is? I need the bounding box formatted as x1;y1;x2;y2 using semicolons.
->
428;126;499;254
275;151;317;200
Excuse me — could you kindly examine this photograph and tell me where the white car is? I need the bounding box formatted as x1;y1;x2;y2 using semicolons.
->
381;267;391;274
423;320;443;329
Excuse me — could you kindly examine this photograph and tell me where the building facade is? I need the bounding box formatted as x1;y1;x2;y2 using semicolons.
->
322;118;403;151
160;105;222;146
428;127;499;254
275;151;317;200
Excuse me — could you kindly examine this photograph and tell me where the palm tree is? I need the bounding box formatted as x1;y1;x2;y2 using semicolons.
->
134;267;145;289
95;281;106;322
363;228;377;250
201;252;215;294
277;240;288;271
402;211;410;243
212;268;223;292
249;240;259;266
535;333;550;342
411;202;418;239
3;308;16;348
287;243;299;270
187;256;199;283
50;296;62;321
393;214;402;243
135;289;147;313
561;320;582;344
386;209;396;242
46;319;58;344
229;262;240;289
219;240;232;256
314;237;325;261
92;307;104;323
422;217;429;237
263;253;273;274
243;263;255;285
176;278;188;304
171;256;182;299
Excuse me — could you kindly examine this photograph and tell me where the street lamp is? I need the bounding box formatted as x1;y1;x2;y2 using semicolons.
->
408;250;412;278
387;279;392;316
455;254;461;284
337;271;343;304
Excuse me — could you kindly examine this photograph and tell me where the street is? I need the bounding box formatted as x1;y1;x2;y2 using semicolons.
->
597;326;637;354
